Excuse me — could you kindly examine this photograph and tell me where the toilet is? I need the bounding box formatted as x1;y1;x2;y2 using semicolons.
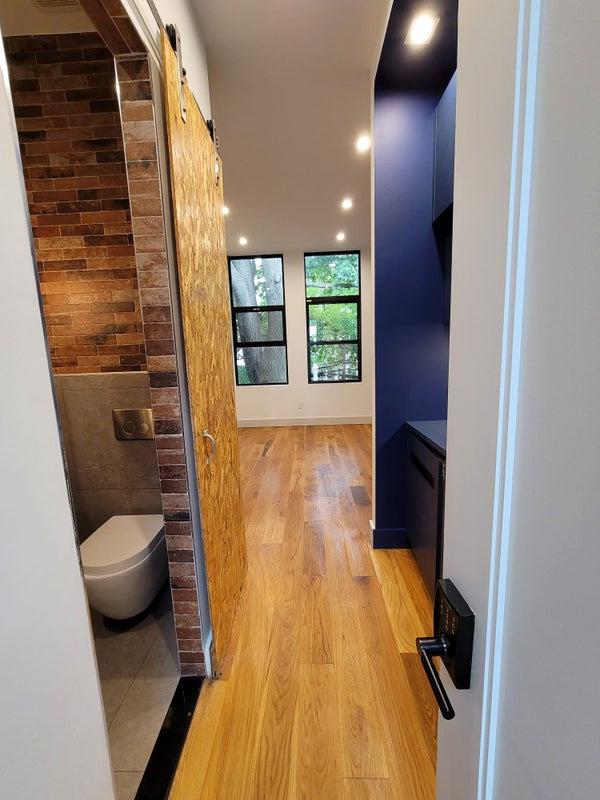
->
81;514;168;620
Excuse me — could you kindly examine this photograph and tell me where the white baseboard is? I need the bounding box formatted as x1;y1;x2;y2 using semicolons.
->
237;415;372;428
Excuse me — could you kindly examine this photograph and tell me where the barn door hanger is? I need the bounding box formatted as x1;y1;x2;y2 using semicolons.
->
166;23;187;123
208;121;221;187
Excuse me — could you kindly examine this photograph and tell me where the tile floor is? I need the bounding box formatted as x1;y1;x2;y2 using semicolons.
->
91;583;180;800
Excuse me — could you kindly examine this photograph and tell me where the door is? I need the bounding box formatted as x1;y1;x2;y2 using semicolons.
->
407;432;443;598
435;1;600;797
161;30;246;674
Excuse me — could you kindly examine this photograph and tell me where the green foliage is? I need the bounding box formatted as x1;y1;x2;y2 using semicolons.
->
305;253;360;380
310;343;359;381
305;253;359;297
238;363;250;384
309;302;358;342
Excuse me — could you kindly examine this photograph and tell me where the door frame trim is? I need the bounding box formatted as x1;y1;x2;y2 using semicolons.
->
476;1;541;796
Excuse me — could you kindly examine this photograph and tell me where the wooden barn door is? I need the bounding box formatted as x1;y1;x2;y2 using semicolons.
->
161;30;246;674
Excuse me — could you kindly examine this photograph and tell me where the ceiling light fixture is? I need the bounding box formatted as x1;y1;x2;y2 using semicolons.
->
336;231;346;242
222;205;230;216
405;11;440;46
355;134;371;153
341;196;353;210
239;236;248;246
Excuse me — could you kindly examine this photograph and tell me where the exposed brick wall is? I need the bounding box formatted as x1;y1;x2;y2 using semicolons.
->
117;56;205;676
5;32;145;374
6;25;207;676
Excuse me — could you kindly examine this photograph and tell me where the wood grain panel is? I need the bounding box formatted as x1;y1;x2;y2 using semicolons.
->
295;664;341;798
170;426;436;799
343;778;393;799
161;32;246;673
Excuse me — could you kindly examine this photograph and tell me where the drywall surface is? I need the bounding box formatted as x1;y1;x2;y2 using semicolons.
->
0;46;114;800
234;249;373;426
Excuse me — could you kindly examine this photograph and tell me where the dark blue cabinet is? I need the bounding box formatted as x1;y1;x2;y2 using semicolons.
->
433;72;457;221
406;426;446;597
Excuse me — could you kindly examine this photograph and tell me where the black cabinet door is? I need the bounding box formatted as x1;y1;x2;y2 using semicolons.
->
407;432;443;597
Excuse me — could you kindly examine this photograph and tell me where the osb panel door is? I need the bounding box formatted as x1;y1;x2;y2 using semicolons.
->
161;32;246;674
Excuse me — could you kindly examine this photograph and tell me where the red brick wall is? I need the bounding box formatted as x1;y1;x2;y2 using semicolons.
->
117;57;205;676
5;32;145;374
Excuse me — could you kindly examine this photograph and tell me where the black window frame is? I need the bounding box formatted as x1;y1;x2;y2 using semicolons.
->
304;250;362;384
227;253;289;387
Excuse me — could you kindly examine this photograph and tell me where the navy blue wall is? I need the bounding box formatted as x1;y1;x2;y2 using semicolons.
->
374;92;449;542
433;72;457;220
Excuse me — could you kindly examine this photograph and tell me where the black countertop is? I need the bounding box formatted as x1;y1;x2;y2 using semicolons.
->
406;420;447;457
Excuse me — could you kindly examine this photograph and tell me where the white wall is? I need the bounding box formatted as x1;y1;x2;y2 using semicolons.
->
235;249;372;426
195;1;377;426
0;46;114;800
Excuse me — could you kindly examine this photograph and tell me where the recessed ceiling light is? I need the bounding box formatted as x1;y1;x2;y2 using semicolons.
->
405;12;440;46
355;134;371;153
336;231;346;242
341;196;353;210
222;205;230;216
239;236;248;246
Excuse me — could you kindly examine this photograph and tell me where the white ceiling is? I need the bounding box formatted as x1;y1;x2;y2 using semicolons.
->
191;0;391;255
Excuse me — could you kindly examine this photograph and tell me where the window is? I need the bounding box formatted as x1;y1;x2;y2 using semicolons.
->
304;251;361;383
228;255;288;385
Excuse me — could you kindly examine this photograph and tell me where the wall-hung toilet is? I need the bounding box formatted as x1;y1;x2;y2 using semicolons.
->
81;514;168;620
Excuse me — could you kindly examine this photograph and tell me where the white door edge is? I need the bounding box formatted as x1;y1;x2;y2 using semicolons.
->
476;1;542;796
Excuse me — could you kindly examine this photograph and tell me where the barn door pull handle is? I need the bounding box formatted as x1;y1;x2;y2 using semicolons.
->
202;430;217;465
416;636;455;720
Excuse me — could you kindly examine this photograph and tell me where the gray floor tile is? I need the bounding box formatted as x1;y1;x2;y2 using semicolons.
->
91;608;158;727
90;582;178;785
108;649;179;770
106;594;180;772
113;771;143;800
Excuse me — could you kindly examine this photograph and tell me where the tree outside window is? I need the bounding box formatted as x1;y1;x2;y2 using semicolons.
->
228;255;288;385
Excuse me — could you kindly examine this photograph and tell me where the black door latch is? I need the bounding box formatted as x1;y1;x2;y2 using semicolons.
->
416;579;475;720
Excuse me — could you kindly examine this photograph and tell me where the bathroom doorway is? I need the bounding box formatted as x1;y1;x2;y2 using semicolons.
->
0;1;207;797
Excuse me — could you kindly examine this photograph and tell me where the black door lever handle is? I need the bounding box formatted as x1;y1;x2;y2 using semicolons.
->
416;636;455;720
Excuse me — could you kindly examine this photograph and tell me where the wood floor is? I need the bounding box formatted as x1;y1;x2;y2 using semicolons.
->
169;425;436;800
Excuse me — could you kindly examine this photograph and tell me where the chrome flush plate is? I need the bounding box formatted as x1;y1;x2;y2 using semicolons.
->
112;408;154;441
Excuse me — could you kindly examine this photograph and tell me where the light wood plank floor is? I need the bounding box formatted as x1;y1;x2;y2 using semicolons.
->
170;425;436;799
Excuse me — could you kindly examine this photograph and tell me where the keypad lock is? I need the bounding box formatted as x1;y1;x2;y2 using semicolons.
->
416;579;475;720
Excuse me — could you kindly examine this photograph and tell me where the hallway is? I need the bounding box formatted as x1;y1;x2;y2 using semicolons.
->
170;425;436;799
